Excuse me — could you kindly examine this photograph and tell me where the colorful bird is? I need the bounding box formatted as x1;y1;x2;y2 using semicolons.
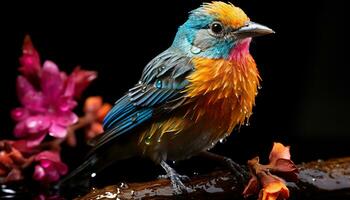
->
60;1;274;193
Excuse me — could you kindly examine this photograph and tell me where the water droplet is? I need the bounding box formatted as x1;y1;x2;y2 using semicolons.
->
312;178;316;182
245;122;250;126
91;172;96;178
258;85;262;90
138;81;142;84
120;182;128;188
130;190;135;195
157;138;161;143
219;138;227;143
156;80;162;89
141;86;147;92
145;136;152;145
190;46;201;54
172;161;176;164
193;172;199;176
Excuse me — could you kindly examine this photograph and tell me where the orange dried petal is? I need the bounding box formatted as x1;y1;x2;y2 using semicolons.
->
97;103;112;122
84;96;103;113
260;181;289;200
0;152;14;166
91;122;104;134
269;142;291;166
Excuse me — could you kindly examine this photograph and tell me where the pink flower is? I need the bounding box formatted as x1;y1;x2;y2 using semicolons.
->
33;151;68;183
13;62;78;146
12;36;97;147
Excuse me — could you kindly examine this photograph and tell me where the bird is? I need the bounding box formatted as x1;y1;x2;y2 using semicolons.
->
59;1;274;194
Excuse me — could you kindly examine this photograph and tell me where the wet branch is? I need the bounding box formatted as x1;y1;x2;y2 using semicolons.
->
77;157;350;200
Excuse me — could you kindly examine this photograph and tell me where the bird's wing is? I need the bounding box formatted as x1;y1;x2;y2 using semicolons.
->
90;48;194;152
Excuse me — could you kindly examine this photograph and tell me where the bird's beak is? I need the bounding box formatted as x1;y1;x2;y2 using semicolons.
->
233;21;274;39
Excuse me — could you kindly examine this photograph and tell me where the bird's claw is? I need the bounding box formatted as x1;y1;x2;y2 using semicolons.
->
223;157;249;181
170;174;192;194
158;174;190;182
160;161;193;194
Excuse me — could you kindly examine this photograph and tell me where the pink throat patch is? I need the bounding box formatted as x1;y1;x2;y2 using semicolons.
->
229;38;252;61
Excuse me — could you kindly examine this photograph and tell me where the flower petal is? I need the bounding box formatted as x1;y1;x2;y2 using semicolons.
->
71;67;97;99
41;61;64;101
13;121;27;138
84;96;102;113
44;164;60;182
35;151;60;162
97;103;112;122
57;97;77;112
33;165;45;181
269;143;291;166
26;132;47;147
49;123;67;138
17;76;45;112
25;116;50;134
55;162;68;175
63;74;76;98
11;108;29;121
54;112;78;126
243;175;260;198
19;35;41;79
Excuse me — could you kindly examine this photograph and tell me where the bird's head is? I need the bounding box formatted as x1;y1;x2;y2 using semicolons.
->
172;1;274;59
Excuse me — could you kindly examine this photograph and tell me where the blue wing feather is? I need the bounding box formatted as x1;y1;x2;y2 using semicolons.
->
90;47;194;153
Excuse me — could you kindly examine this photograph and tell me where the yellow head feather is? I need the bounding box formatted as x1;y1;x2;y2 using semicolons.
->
202;1;249;29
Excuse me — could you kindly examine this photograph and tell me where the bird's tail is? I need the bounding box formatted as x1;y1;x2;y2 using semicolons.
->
55;139;137;195
55;154;98;194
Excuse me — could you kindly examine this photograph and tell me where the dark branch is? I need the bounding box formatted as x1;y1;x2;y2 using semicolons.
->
77;157;350;200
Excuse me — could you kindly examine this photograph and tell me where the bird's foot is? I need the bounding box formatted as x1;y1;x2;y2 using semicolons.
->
200;151;249;182
160;161;192;194
223;157;250;181
158;174;190;182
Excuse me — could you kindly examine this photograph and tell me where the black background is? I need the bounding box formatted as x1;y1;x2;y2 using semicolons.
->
0;0;348;170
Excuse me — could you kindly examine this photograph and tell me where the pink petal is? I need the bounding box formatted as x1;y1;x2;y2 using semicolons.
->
25;116;50;134
35;151;60;162
54;112;78;126
41;61;64;101
40;160;53;168
48;123;67;138
55;162;68;175
13;121;27;138
70;66;97;99
57;97;77;112
16;76;35;102
17;76;45;112
11;108;29;121
26;132;47;147
44;164;60;182
19;35;41;79
11;140;34;153
33;165;46;181
63;75;75;98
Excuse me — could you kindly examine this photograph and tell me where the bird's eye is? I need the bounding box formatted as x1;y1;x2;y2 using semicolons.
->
210;22;223;35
